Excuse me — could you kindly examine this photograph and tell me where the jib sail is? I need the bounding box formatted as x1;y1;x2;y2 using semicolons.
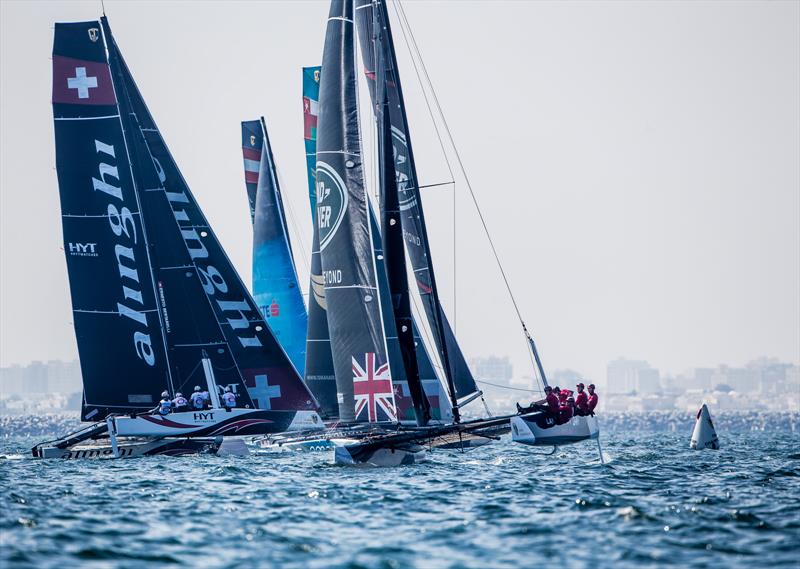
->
316;0;396;422
100;18;318;414
355;0;479;410
241;118;308;376
52;20;172;420
302;65;339;419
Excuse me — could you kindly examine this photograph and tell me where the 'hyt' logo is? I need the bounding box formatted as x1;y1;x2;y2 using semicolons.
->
315;161;348;251
67;242;98;257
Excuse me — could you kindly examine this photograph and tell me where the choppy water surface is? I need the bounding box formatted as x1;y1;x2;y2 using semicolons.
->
2;417;798;568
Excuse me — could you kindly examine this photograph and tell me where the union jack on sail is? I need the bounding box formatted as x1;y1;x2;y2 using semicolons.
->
353;353;396;422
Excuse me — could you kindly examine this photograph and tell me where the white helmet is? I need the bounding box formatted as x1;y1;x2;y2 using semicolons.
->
161;390;169;398
176;392;183;398
194;386;201;391
224;386;232;393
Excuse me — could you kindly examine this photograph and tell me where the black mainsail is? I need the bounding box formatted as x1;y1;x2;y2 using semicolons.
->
52;21;171;420
316;0;397;423
100;17;319;415
373;15;431;426
355;0;479;417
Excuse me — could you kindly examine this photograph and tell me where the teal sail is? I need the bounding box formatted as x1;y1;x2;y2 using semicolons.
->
241;119;308;376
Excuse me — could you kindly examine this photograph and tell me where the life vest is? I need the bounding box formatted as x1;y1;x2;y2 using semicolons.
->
587;393;599;412
191;392;205;409
201;391;210;402
158;398;172;415
546;392;560;413
173;396;188;408
222;392;236;408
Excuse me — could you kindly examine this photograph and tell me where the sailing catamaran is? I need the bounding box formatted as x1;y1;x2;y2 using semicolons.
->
309;0;601;464
35;16;323;459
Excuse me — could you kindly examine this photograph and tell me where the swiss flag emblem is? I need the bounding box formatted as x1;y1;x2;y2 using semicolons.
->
52;55;116;106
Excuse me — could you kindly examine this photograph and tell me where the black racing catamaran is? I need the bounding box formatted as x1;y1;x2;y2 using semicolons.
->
34;17;323;459
248;0;515;465
315;0;599;464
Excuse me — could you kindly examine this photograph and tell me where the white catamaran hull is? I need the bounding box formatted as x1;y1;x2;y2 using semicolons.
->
33;437;249;460
112;409;323;438
511;414;599;446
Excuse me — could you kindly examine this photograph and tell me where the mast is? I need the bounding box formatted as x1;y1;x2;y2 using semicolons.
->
373;3;431;426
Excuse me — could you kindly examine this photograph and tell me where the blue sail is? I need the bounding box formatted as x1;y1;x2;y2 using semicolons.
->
241;119;308;377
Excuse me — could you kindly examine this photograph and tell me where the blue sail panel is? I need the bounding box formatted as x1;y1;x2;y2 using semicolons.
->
250;119;308;376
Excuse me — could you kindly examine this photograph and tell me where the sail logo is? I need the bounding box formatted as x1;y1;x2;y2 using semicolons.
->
67;242;98;257
315;161;348;251
91;139;157;367
160;179;263;350
390;126;416;211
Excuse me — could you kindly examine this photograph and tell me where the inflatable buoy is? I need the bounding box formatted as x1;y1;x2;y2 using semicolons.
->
690;404;720;450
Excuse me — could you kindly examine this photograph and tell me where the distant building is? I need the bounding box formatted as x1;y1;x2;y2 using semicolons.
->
469;356;513;385
549;369;584;389
607;358;661;394
0;359;82;397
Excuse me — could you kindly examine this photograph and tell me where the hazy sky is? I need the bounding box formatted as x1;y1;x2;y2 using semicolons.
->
1;0;798;386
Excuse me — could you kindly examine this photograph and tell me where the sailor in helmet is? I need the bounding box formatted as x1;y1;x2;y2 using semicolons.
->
222;386;237;411
201;386;211;410
190;386;205;410
172;391;189;413
157;390;173;415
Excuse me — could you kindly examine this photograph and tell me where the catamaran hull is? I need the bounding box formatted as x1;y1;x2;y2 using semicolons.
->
511;414;599;446
334;440;428;466
112;409;323;438
32;437;249;460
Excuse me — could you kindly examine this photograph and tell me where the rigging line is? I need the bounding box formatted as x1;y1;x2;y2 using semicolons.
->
391;0;460;330
394;0;541;384
475;379;539;394
410;290;447;378
274;167;310;274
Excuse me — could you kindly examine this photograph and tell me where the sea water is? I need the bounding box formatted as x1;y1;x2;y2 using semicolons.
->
1;415;798;568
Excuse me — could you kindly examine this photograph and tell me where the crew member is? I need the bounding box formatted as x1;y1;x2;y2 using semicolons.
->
574;383;589;416
544;385;559;416
587;384;599;415
190;386;205;410
222;386;237;411
157;391;172;415
201;387;211;410
172;392;189;413
557;396;575;425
